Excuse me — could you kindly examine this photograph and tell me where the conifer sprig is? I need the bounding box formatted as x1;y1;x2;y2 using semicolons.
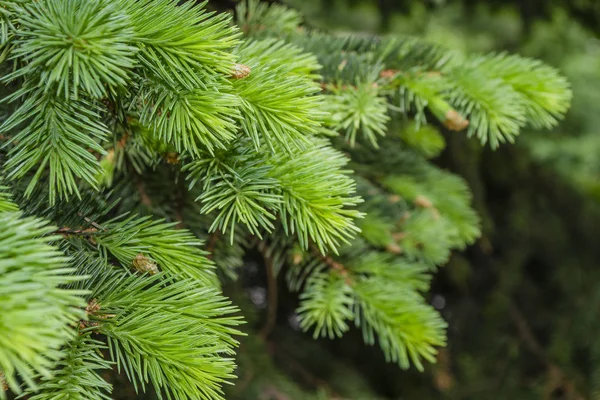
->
96;216;217;285
94;273;242;400
9;0;137;99
23;334;113;400
0;212;85;397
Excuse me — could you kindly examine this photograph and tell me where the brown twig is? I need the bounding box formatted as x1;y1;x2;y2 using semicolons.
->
78;298;115;331
174;182;186;229
310;244;352;285
0;371;7;392
78;214;106;231
508;300;583;400
56;214;105;238
206;230;221;261
55;227;98;236
259;243;278;340
432;349;455;392
133;173;152;207
117;133;129;149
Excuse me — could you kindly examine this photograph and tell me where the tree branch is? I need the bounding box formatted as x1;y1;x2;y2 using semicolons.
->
206;230;221;261
259;244;278;340
508;300;583;399
133;173;152;207
310;243;352;285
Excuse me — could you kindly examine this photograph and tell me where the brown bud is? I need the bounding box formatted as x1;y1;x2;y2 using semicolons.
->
132;253;159;275
231;63;251;79
86;298;101;315
388;194;401;204
292;252;303;265
392;232;407;241
399;212;411;223
1;371;7;392
105;149;115;163
385;242;403;254
165;152;179;164
78;299;103;332
414;195;433;209
380;69;399;79
425;71;442;78
79;320;100;331
443;110;469;131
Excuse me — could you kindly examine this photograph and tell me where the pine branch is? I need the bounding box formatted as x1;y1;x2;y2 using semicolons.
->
234;39;325;152
124;0;240;88
268;140;364;253
1;90;109;203
323;82;389;148
297;269;354;339
23;334;113;400
95;215;217;286
236;0;303;36
353;276;446;371
94;272;243;400
0;212;85;397
9;0;137;99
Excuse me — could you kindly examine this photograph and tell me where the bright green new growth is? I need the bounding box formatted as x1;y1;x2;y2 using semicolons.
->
0;211;84;394
0;0;571;398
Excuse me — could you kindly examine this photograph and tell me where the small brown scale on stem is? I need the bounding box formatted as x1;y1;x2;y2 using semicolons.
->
231;63;251;79
132;253;159;275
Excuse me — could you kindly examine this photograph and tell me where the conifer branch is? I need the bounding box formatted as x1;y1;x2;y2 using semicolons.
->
23;334;113;400
0;212;85;397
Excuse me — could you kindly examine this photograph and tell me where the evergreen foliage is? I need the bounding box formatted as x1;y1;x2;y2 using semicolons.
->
0;0;571;398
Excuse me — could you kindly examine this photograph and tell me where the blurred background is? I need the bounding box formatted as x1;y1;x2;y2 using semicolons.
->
215;1;600;399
